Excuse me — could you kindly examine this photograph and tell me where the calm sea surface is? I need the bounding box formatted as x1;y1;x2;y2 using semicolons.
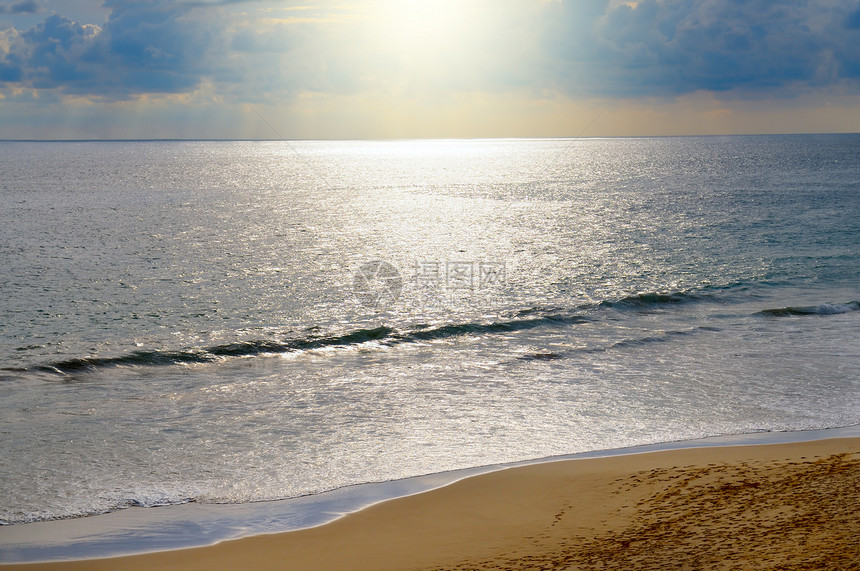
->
0;135;858;525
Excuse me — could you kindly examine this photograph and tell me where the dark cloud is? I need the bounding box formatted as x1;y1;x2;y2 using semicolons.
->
1;0;860;102
0;59;22;81
845;6;860;29
97;0;221;93
0;1;40;14
16;15;97;87
1;0;226;97
542;0;860;97
178;0;264;5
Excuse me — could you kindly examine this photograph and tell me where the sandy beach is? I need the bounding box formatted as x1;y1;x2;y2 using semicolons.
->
3;436;858;570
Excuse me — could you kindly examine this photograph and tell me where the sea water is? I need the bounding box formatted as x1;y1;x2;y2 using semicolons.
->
0;135;858;529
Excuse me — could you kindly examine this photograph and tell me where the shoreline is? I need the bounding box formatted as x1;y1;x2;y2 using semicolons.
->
0;425;858;567
2;434;857;570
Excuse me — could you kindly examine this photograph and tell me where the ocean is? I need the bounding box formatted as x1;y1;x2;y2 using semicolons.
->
0;135;858;536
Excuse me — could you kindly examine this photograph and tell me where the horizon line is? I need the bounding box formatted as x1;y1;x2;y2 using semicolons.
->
2;132;859;143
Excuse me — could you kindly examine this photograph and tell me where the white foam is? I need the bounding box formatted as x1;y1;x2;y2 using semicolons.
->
1;425;857;564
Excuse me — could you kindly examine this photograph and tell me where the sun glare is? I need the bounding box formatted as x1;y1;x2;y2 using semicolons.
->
370;0;484;68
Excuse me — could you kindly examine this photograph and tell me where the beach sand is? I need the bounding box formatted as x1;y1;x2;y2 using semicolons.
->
4;437;858;570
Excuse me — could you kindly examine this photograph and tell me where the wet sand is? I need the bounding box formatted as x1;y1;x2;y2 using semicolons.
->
3;437;858;570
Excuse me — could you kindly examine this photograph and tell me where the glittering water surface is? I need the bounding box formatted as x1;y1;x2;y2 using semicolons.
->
0;135;858;525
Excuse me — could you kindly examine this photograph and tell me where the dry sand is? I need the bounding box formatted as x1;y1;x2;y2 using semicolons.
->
4;437;858;570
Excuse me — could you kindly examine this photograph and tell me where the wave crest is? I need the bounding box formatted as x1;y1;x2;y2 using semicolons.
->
758;301;860;317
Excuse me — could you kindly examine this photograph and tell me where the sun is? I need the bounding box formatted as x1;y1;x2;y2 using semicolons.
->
379;0;462;46
369;0;485;69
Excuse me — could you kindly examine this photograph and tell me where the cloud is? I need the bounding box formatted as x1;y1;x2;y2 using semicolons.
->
847;6;860;29
14;15;100;87
96;0;223;93
1;0;859;106
541;0;860;97
178;0;267;5
1;0;228;97
0;0;40;14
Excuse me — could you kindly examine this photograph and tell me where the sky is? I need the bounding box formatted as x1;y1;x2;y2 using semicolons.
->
1;0;859;139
